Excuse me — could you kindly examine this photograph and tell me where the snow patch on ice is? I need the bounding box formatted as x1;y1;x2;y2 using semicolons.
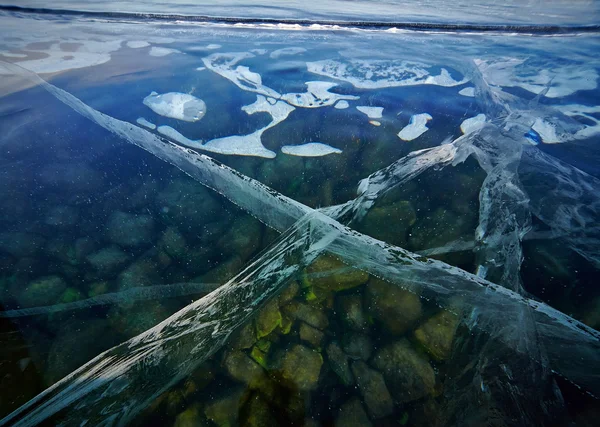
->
356;106;383;119
460;114;487;135
475;57;598;98
369;120;381;126
459;87;475;97
307;59;468;89
0;51;27;58
126;41;150;49
206;44;221;50
397;113;433;141
334;100;349;109
149;46;180;57
281;142;342;157
136;117;156;130
270;47;306;59
250;49;268;55
143;92;206;122
556;104;600;140
281;81;358;108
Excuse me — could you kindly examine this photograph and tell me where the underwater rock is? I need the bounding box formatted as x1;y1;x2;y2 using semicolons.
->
86;245;130;278
106;211;155;248
335;397;372;427
44;205;79;228
326;342;354;386
224;350;266;386
74;237;97;263
358;200;416;246
278;344;323;391
218;216;263;263
173;404;208;427
44;238;77;265
155;179;222;235
59;287;83;304
86;281;109;298
372;339;436;404
414;309;459;361
0;232;45;258
116;258;161;290
408;207;471;250
304;254;368;292
204;387;245;426
159;226;187;260
198;255;244;285
230;322;257;351
17;275;67;307
278;281;300;306
45;319;118;385
337;294;369;332
282;301;329;330
239;392;279;427
366;277;422;335
299;322;325;349
342;332;373;361
351;360;394;419
255;299;283;339
108;301;172;337
38;162;103;193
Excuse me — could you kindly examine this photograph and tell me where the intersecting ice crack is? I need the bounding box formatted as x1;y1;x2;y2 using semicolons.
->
1;60;600;427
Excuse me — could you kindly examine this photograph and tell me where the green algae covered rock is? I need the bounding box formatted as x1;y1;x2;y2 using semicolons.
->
337;294;369;332
414;309;460;361
159;226;187;260
358;200;417;246
239;392;279;427
304;254;368;292
204;387;245;426
173;404;208;427
299;322;325;349
282;301;328;330
326;342;354;387
17;275;67;307
224;350;266;386
278;344;323;391
59;287;83;304
372;339;435;404
255;299;282;339
366;277;422;335
336;397;372;427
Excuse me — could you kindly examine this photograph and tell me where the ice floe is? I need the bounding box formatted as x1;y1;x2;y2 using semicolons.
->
136;117;156;130
356;106;384;119
281;81;359;108
334;100;350;109
126;41;150;49
307;59;468;89
397;113;433;141
475;57;598;98
556;104;600;140
459;87;475;97
270;47;307;59
281;142;342;157
149;46;180;57
460;114;487;135
143;92;207;122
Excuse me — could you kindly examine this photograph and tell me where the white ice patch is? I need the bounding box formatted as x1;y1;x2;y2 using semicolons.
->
206;44;221;50
270;47;307;59
459;87;475;97
460;114;487;135
281;142;342;157
556;104;600;140
6;40;122;74
307;59;468;89
397;113;433;141
356;106;383;119
143;92;206;122
532;118;561;143
281;81;359;108
149;46;180;57
369;120;381;126
126;41;150;49
196;67;206;71
136;117;156;130
202;52;281;99
250;49;268;55
334;100;349;109
0;51;27;58
158;95;294;159
475;57;599;98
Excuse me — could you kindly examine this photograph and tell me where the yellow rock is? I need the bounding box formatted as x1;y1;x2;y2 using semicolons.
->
304;254;368;292
413;310;459;361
